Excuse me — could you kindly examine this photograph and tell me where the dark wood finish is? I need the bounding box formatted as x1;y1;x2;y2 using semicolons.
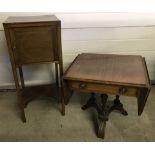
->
137;87;151;115
9;26;58;65
21;84;60;107
110;95;128;116
18;66;25;89
4;15;60;24
55;63;59;86
82;94;128;138
3;15;64;122
69;81;137;96
63;53;151;138
64;53;150;87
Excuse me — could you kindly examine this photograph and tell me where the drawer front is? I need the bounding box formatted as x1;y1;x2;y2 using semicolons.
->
10;26;59;65
69;81;137;97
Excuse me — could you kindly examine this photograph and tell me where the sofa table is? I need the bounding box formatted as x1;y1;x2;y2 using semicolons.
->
63;53;151;138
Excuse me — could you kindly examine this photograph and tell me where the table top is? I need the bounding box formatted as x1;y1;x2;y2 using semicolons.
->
64;53;150;87
3;15;60;24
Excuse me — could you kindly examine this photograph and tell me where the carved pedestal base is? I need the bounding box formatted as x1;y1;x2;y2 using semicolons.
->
82;93;128;139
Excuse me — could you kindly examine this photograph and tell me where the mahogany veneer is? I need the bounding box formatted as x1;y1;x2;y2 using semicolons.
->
63;53;151;138
3;15;64;122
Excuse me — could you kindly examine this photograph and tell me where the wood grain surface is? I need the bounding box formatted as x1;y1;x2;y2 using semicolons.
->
64;53;150;87
3;15;60;24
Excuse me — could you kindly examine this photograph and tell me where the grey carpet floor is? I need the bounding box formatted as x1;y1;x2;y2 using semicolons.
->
0;86;155;142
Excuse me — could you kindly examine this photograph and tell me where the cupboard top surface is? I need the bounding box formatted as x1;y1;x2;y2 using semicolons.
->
3;15;60;24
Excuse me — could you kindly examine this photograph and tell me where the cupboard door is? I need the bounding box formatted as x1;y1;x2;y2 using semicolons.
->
10;26;58;66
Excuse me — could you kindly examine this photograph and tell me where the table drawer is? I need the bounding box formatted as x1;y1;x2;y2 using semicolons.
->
69;81;137;97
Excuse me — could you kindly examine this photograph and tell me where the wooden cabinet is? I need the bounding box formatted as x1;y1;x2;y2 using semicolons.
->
3;15;65;122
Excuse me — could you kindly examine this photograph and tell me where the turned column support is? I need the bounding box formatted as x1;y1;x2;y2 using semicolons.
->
82;93;128;139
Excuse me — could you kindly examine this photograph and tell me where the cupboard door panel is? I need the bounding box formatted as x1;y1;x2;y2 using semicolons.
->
10;26;58;65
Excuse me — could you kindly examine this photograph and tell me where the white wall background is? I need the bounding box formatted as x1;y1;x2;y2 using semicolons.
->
0;12;155;88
